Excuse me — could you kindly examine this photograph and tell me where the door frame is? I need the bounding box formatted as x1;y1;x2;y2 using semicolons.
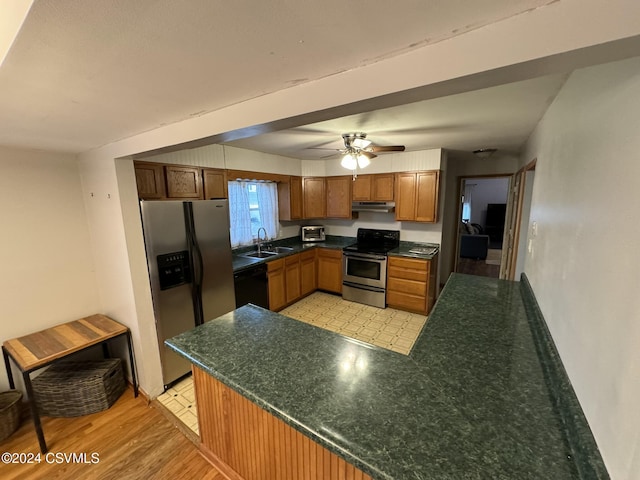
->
502;158;537;279
452;173;513;278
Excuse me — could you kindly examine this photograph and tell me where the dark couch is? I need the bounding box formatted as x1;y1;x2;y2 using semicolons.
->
459;222;489;260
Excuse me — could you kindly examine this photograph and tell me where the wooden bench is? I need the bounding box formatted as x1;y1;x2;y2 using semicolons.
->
2;314;138;453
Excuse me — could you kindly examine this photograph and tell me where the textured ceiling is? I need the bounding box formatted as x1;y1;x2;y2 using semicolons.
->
0;0;559;154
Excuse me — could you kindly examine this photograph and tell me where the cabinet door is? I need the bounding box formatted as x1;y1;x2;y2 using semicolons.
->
317;249;343;294
134;162;166;200
203;168;227;199
352;175;372;201
278;176;303;221
415;171;439;222
326;176;352;218
303;177;326;219
372;174;394;201
284;254;301;304
394;173;417;221
267;259;286;311
166;165;203;199
300;249;317;297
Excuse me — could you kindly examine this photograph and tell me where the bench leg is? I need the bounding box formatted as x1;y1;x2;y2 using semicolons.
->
2;346;15;389
126;331;139;398
23;371;47;453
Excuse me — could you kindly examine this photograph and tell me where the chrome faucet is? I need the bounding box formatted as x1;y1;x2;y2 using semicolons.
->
257;227;268;254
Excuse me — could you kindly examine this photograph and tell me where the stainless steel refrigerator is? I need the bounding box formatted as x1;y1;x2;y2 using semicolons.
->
140;199;236;388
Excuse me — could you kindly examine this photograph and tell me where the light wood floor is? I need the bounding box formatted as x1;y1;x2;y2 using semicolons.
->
0;388;223;480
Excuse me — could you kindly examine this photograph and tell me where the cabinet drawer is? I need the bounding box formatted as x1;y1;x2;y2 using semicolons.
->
267;258;284;272
387;278;426;297
316;248;342;259
388;256;429;271
300;249;316;262
387;291;426;314
387;266;427;282
285;253;300;266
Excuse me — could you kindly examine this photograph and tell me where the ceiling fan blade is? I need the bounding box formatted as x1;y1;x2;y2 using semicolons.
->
368;145;405;153
361;151;377;160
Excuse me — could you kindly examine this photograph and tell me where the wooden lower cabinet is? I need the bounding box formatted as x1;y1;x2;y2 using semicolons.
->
300;249;317;297
317;248;343;294
285;255;301;304
387;255;438;315
193;367;373;480
267;259;286;311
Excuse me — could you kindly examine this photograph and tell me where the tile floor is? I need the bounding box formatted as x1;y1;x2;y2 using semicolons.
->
159;292;428;434
280;292;427;355
156;375;199;435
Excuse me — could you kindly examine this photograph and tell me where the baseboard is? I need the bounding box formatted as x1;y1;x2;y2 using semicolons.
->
519;273;609;479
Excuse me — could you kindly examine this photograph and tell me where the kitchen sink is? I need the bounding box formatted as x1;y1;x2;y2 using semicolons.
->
243;251;278;258
264;246;294;253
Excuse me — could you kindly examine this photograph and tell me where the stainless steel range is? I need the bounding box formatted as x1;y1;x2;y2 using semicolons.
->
342;228;400;308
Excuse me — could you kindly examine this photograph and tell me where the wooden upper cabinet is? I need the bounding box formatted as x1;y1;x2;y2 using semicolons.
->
395;172;418;221
415;171;439;222
203;168;227;199
302;177;326;219
352;175;372;201
278;176;303;221
352;174;394;201
165;165;203;199
395;171;439;223
134;161;166;200
326;176;352;218
372;174;394;201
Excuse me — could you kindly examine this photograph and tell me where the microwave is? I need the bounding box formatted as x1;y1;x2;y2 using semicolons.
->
301;225;325;242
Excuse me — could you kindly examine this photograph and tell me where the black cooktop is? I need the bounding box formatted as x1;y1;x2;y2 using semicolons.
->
343;228;400;255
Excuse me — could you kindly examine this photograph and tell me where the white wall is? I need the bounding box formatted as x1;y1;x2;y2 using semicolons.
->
520;56;640;480
465;177;509;227
0;146;100;390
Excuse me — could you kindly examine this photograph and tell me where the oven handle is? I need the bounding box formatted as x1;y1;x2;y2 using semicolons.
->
343;281;385;293
342;252;387;261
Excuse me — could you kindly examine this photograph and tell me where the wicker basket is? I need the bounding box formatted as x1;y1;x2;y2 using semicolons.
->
0;390;23;442
33;359;125;417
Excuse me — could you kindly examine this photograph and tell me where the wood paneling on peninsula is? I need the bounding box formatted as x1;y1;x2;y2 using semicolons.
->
193;367;373;480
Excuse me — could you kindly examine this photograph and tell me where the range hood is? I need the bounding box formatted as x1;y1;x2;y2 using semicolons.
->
351;201;395;213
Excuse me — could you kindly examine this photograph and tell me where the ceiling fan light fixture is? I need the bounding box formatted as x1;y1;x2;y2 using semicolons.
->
473;148;497;159
352;137;371;149
357;154;370;169
341;153;357;170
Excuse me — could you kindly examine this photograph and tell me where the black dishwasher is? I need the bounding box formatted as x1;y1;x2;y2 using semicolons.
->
233;263;269;309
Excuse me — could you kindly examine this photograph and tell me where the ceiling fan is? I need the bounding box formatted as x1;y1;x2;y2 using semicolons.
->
336;132;405;173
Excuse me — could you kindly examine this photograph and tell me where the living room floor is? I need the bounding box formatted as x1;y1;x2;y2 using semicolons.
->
457;248;502;278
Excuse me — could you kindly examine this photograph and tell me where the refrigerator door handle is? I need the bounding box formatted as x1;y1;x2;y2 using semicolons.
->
184;202;205;326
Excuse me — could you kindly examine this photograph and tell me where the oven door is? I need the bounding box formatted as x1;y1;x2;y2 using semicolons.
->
342;252;387;289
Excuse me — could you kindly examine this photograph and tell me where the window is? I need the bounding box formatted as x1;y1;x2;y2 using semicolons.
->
228;180;279;247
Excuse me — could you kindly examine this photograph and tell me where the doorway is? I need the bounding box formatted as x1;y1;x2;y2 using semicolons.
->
455;176;510;279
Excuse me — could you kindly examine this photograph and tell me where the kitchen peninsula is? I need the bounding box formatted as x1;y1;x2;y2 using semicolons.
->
166;274;607;479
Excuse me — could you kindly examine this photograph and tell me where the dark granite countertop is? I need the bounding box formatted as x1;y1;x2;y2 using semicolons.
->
231;235;355;273
167;273;603;479
389;240;440;259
